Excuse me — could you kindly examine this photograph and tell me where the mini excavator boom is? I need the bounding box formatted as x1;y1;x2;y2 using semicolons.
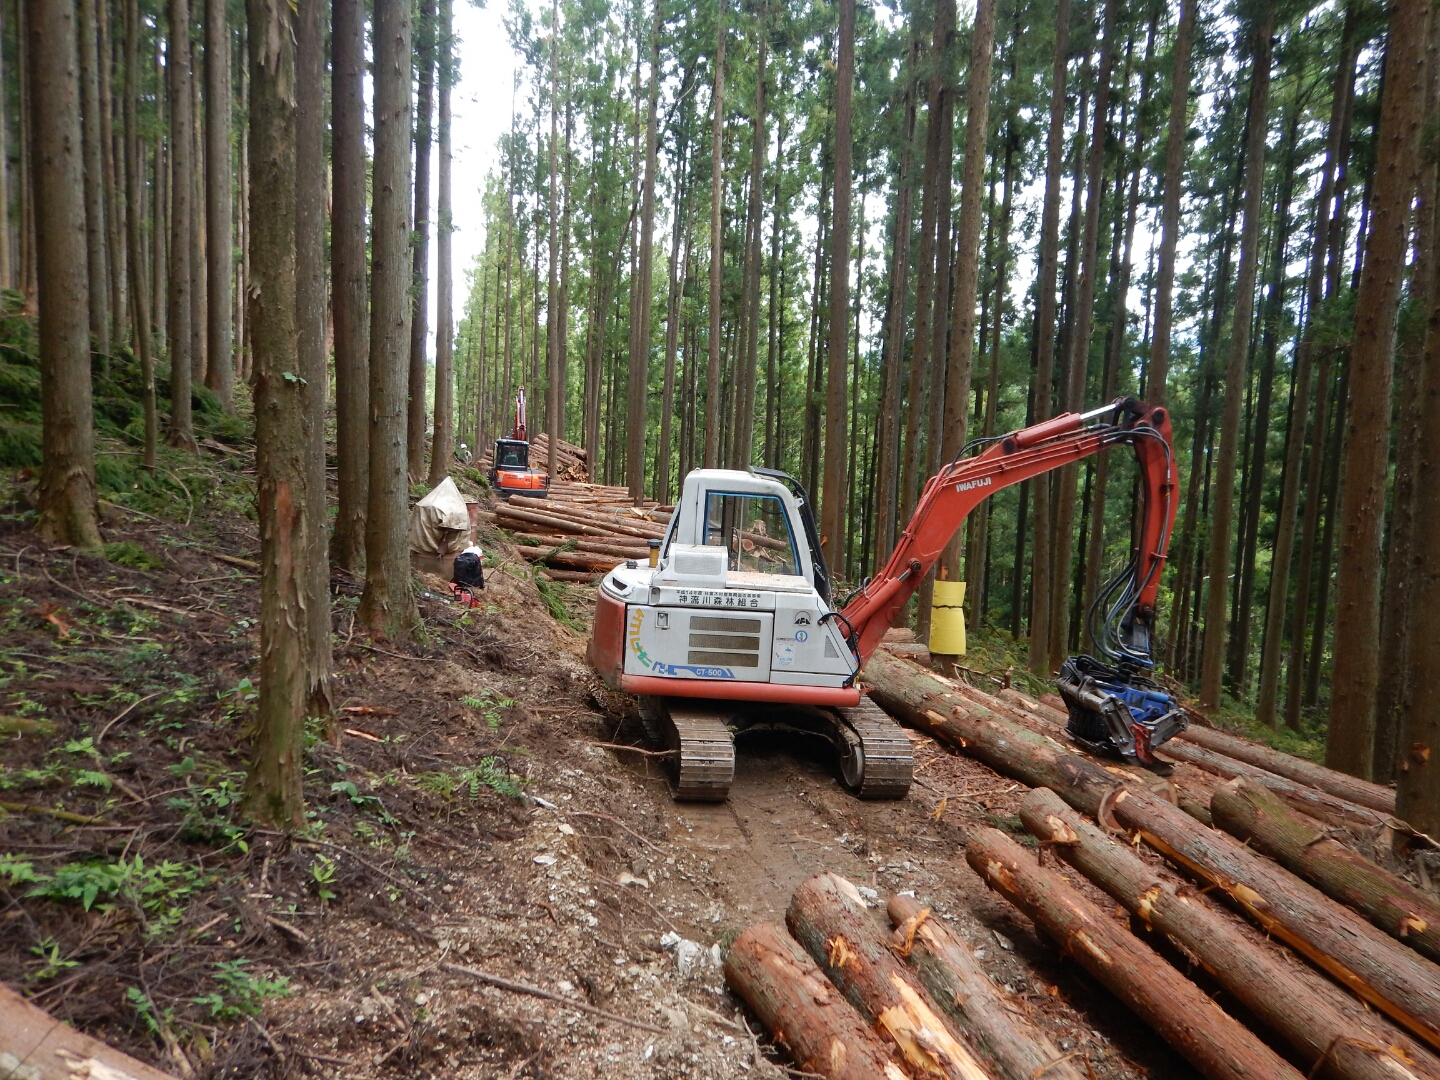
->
587;397;1182;800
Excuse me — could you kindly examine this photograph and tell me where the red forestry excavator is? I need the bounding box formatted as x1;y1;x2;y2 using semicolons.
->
587;397;1185;800
489;386;550;498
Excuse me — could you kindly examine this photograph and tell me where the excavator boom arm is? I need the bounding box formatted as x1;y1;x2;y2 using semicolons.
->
840;399;1177;666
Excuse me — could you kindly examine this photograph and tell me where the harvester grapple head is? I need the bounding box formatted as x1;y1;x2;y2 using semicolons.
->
1056;655;1187;771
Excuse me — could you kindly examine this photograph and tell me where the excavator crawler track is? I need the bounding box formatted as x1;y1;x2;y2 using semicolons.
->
638;696;735;801
833;697;913;799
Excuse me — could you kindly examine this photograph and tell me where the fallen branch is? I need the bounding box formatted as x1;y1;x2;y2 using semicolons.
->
443;962;666;1034
0;801;109;826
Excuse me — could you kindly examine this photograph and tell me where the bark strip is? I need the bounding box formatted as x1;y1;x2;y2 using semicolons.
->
885;894;1087;1080
786;873;995;1080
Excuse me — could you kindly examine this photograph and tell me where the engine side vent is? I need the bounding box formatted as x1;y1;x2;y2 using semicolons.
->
690;616;762;633
688;633;761;651
688;651;761;667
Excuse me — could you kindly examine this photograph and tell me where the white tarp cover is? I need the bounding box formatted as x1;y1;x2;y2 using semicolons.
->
409;477;471;556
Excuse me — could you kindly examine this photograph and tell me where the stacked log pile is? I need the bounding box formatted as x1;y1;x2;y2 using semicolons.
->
859;648;1440;1079
725;871;1088;1080
482;489;672;584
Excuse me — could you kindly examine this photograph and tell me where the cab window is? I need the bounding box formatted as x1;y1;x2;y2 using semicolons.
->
703;493;799;576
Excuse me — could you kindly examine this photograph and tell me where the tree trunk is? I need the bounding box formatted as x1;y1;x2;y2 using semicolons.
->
295;0;331;720
1048;0;1117;674
203;0;232;408
885;893;1087;1080
122;0;157;471
967;827;1306;1080
1328;0;1431;778
243;0;309;827
329;0;368;571
1257;17;1356;728
657;134;689;501
1026;0;1069;674
542;0;559;482
722;923;902;1080
819;0;854;560
429;0;455;487
933;0;996;611
1109;784;1440;1053
1401;129;1440;834
1021;788;1439;1080
874;42;917;570
1199;7;1274;708
406;0;435;481
27;0;103;550
188;60;206;387
166;0;196;450
704;0;725;470
77;0;110;357
1145;0;1195;405
731;14;766;471
787;873;993;1080
358;0;418;641
625;3;660;504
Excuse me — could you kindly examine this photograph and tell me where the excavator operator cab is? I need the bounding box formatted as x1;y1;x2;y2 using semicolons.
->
488;438;549;498
494;439;528;470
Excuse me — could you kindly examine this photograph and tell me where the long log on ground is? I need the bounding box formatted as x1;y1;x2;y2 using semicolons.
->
507;534;651;559
885;894;1088;1080
1105;784;1440;1051
1179;727;1395;814
1021;788;1440;1080
515;548;625;573
1;981;183;1080
864;649;1146;817
539;568;600;584
1211;778;1440;965
506;495;669;538
1004;686;1388;829
965;827;1307;1080
493;503;631;539
723;923;904;1080
1158;739;1387;830
786;872;996;1080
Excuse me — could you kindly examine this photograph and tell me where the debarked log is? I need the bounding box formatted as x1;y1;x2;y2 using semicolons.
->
1020;787;1440;1080
965;827;1306;1080
885;893;1088;1080
1211;777;1440;966
1106;785;1440;1052
786;872;995;1080
723;923;904;1080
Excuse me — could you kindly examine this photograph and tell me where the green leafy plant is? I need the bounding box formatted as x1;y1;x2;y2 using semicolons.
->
417;757;522;801
28;855;209;937
192;960;292;1021
28;936;80;981
219;677;258;724
461;689;514;731
309;854;337;904
104;541;166;570
0;853;38;885
126;986;174;1035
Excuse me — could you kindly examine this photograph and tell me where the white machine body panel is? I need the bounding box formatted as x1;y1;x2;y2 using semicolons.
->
601;468;857;689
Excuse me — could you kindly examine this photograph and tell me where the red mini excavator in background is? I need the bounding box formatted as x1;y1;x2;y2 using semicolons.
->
587;397;1185;800
489;386;550;499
